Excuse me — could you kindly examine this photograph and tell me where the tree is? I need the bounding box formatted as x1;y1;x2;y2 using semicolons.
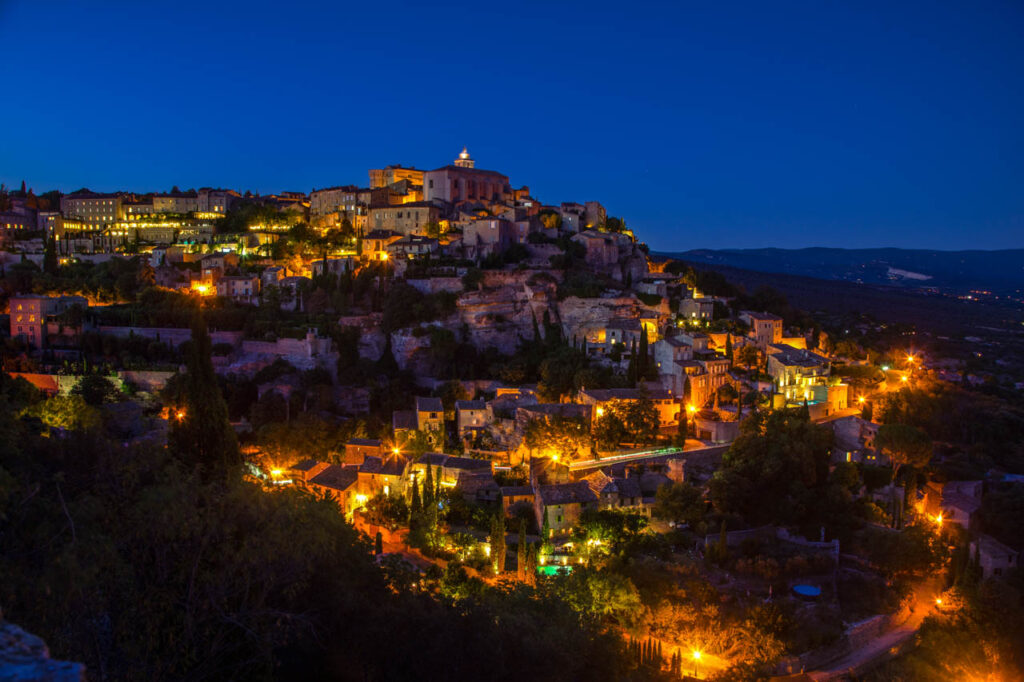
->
623;394;660;445
490;513;506;575
71;375;120;406
593;408;629;451
168;312;239;473
737;344;759;373
43;234;58;275
876;423;932;482
517;518;528;581
709;409;844;536
523;415;590;462
375;531;383;555
638;327;649;378
653;481;705;530
24;395;100;431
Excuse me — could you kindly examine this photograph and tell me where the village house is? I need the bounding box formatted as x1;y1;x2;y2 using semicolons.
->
368;201;442;236
344;438;384;465
462;218;514;260
740;310;783;349
410;453;494;488
415;396;444;432
455;399;489;437
533;481;599;537
501;485;535;518
970;534;1019;579
579;387;679;427
767;343;849;416
311;257;356;278
921;480;983;530
216;274;259;304
362;229;402;261
582;470;649;515
357;454;410;498
386;234;439;260
288;459;330;487
307;464;360;516
8;294;88;349
679;297;714;321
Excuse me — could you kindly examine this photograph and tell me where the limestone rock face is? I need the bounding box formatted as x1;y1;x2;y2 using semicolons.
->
620;251;649;284
390;327;438;374
556;295;644;341
456;270;562;355
0;617;85;681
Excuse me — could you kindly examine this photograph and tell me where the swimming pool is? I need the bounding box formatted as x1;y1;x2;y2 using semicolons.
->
537;565;573;576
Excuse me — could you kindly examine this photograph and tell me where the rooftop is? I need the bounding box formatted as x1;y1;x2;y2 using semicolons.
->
538;481;598;506
308;464;358;492
415;396;444;413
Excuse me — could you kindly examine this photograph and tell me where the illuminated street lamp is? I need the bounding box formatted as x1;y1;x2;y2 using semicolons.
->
692;650;701;678
392;446;401;456
935;597;943;607
858;396;866;404
901;375;908;383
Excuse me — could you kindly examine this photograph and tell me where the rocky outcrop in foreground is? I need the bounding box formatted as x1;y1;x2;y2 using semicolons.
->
0;612;84;682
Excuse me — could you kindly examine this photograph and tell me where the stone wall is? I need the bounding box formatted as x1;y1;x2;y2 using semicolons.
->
99;326;244;348
407;277;464;295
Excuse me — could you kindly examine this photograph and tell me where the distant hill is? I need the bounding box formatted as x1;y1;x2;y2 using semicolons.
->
657;248;1024;295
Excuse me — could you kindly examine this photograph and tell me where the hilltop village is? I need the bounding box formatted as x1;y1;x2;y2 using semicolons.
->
1;152;1021;680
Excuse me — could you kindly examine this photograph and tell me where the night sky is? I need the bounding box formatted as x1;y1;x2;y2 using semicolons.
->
2;1;1022;251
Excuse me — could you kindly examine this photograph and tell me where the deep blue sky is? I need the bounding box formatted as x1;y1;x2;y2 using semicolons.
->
2;1;1022;250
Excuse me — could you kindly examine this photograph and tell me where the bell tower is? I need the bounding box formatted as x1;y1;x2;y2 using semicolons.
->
454;146;475;168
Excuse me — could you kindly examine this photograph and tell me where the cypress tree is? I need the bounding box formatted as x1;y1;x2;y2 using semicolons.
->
725;333;733;364
168;311;239;475
517;517;527;581
43;234;57;275
423;461;435;509
638;327;649;378
374;531;383;555
525;542;538;586
410;476;421;516
491;513;506;575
